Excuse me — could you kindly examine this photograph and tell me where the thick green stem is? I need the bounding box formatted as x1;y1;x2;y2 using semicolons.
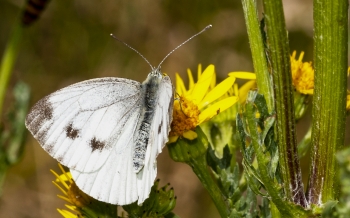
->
0;24;23;120
241;0;274;112
189;155;228;218
307;0;348;204
262;0;307;207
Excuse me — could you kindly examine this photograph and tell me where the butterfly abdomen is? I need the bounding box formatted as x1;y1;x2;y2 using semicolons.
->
133;71;163;172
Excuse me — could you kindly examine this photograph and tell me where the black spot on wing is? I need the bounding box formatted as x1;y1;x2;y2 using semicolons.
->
65;123;80;139
57;156;63;162
25;96;53;136
90;137;105;152
158;120;163;134
44;144;54;154
133;162;142;171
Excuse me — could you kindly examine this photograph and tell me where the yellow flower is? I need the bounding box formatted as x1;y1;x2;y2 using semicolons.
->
51;164;92;218
169;64;255;143
290;51;314;94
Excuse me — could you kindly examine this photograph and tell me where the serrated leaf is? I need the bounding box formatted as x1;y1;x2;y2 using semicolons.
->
242;160;267;197
236;114;255;162
246;187;259;217
253;93;269;117
261;116;275;146
229;210;244;218
230;187;261;218
207;144;232;173
217;164;241;200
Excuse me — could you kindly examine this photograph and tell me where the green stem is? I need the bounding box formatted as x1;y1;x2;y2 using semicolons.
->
0;24;23;120
189;155;228;218
307;0;348;204
241;0;274;113
262;0;307;207
245;95;309;217
167;127;228;218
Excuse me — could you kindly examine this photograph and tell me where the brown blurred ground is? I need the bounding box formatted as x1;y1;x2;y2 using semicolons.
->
0;0;349;217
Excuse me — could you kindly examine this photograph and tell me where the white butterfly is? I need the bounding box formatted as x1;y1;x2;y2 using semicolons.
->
25;25;212;206
25;69;173;205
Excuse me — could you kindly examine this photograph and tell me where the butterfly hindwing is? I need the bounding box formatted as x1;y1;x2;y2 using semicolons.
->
25;77;142;173
71;108;141;205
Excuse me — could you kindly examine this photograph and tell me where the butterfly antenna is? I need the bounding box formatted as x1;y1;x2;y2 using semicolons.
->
156;24;212;70
110;34;154;70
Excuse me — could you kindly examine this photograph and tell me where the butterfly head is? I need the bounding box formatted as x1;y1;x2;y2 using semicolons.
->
148;67;163;79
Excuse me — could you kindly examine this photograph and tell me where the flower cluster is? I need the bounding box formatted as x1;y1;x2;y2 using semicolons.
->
290;51;314;95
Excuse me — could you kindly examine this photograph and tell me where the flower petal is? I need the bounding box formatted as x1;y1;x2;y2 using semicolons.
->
65;204;78;212
176;73;187;96
168;136;179;144
210;70;216;89
238;80;256;103
297;51;305;61
183;130;198;140
234;83;239;97
190;65;215;103
229;72;256;80
57;173;72;182
199;76;236;109
300;89;314;95
198;96;238;123
187;68;195;90
57;209;76;218
197;63;202;79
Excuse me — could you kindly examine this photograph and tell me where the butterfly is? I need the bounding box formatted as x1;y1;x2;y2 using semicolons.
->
25;25;212;206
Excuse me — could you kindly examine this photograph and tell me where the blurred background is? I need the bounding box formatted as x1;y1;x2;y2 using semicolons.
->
0;0;348;217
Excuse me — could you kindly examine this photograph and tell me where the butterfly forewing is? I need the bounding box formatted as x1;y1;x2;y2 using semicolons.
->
25;77;142;173
70;73;174;205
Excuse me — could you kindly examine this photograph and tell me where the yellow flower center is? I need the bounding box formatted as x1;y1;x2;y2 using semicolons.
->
170;95;200;137
67;182;91;208
290;51;314;94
